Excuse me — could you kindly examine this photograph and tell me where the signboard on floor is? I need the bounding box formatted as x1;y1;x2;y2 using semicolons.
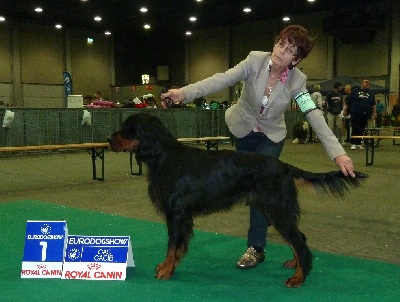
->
21;220;68;278
61;235;134;281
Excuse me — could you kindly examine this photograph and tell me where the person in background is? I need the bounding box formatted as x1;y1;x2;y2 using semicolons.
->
342;85;352;143
391;98;400;127
375;97;385;128
94;91;104;101
310;84;323;142
326;82;344;144
83;95;92;106
162;25;355;269
343;79;376;150
311;84;323;109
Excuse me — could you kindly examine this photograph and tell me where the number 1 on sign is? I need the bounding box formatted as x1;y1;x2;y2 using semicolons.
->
40;241;47;261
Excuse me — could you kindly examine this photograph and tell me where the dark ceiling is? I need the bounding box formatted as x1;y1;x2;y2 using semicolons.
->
0;0;393;36
0;0;394;85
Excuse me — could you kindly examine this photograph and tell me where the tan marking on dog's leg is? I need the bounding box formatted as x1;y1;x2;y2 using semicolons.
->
283;246;297;269
284;251;305;287
283;257;297;269
173;245;186;267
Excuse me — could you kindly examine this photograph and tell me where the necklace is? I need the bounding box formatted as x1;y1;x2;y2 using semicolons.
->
267;85;273;96
266;80;276;96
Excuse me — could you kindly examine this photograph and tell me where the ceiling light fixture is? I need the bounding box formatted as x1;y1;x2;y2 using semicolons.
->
55;24;62;29
189;16;197;22
186;31;192;36
140;7;148;13
144;24;151;30
104;31;112;35
282;16;290;21
35;7;43;13
0;16;6;22
94;16;102;22
243;7;252;13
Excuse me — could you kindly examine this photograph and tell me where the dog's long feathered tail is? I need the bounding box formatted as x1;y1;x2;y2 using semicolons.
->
287;165;368;198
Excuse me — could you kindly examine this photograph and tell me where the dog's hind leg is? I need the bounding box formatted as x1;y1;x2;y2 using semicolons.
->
283;232;307;269
267;211;312;287
155;214;193;280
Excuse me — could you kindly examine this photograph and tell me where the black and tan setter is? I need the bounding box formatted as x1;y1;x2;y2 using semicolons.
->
108;112;367;287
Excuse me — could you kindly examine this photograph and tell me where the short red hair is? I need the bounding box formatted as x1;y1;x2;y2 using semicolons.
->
275;25;314;60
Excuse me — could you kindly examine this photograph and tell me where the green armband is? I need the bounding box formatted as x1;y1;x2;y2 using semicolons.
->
294;92;317;114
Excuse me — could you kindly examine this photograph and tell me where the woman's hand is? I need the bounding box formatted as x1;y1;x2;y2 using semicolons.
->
334;154;355;177
161;88;186;104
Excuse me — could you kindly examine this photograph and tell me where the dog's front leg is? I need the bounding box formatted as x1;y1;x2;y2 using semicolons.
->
155;244;187;279
154;214;193;280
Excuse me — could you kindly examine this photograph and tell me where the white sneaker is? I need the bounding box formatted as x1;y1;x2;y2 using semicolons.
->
351;145;356;150
356;145;364;150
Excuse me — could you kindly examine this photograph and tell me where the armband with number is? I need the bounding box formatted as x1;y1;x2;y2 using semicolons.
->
294;92;317;115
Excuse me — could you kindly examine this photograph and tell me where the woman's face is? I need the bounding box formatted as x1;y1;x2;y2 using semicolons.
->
271;39;301;68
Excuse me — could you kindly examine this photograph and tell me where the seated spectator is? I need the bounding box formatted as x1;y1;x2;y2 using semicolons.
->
83;95;92;106
94;91;104;101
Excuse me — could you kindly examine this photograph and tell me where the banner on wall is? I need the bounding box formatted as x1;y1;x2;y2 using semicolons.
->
63;71;73;96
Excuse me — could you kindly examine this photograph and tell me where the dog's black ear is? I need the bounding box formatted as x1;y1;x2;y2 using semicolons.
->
120;115;140;140
121;113;158;140
136;140;157;159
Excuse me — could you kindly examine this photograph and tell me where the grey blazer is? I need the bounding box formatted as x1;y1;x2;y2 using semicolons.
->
182;51;346;160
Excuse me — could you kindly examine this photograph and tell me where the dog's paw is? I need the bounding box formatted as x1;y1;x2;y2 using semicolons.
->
284;276;304;288
155;262;167;271
155;262;174;280
155;269;173;280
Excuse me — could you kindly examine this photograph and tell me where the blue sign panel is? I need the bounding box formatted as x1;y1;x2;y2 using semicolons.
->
64;236;130;263
21;220;68;278
23;221;67;262
63;71;73;96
